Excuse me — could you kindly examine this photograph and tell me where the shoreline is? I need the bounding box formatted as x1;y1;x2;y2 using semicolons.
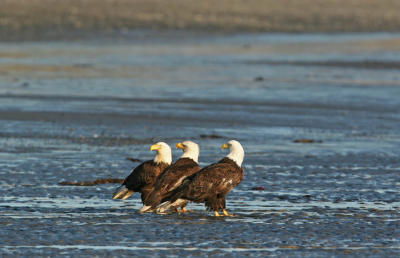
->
1;0;400;41
2;30;400;44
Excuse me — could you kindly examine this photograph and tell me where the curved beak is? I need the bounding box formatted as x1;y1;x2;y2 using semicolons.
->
221;143;229;149
150;144;161;151
176;142;185;149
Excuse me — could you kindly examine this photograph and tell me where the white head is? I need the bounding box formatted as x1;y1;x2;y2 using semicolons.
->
176;140;200;163
150;142;172;165
222;140;244;167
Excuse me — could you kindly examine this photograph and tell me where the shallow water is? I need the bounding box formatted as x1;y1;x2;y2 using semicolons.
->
0;32;400;256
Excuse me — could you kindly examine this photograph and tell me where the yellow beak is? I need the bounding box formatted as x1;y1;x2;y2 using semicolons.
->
221;143;229;149
150;144;161;151
176;142;185;149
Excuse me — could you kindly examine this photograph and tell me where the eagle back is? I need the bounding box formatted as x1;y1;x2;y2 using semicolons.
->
156;158;200;193
124;160;169;191
185;157;244;198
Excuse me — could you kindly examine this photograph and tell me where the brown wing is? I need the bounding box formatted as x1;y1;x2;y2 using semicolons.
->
212;166;243;211
123;160;169;193
157;158;200;195
144;158;200;207
176;158;244;207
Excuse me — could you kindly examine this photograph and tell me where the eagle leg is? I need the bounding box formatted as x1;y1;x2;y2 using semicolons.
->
176;207;188;214
214;211;221;217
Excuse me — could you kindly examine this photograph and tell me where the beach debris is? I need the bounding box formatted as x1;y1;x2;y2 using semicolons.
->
251;186;265;191
280;245;301;249
126;157;142;162
293;139;323;143
199;134;224;139
304;155;316;158
59;178;123;186
73;63;93;68
254;76;265;82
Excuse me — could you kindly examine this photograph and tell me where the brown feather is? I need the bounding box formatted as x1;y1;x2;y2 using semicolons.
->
169;157;244;212
115;160;169;202
144;158;200;208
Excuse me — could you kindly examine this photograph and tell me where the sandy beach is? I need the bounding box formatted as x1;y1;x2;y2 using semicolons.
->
1;0;400;40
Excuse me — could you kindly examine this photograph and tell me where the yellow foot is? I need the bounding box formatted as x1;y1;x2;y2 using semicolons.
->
223;209;234;217
177;207;188;213
214;211;221;217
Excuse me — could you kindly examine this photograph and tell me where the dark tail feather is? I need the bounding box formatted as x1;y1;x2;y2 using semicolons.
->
143;190;163;208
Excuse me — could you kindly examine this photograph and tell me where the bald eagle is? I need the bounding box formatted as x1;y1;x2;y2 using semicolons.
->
156;140;244;216
140;141;200;213
112;142;172;204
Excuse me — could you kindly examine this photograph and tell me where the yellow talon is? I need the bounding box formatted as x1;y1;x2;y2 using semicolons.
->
214;211;221;217
223;209;233;216
181;207;188;213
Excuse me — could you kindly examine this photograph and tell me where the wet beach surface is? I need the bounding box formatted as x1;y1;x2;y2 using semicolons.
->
1;32;400;256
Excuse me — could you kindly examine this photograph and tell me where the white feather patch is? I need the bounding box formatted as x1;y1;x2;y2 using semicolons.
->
139;205;153;213
170;177;185;191
156;198;187;213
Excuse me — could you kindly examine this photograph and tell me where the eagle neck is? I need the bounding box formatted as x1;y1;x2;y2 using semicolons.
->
226;147;244;167
154;151;172;165
180;149;199;163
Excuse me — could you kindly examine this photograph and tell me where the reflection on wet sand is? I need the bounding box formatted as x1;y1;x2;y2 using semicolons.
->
0;33;399;256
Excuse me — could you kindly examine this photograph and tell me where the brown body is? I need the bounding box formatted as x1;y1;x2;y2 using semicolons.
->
167;157;244;212
144;158;200;208
114;160;169;202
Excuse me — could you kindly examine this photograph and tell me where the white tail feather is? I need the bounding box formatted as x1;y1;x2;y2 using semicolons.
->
112;185;134;200
139;205;153;213
156;199;187;213
156;201;172;213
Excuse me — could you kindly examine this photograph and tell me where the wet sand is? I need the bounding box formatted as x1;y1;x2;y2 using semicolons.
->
0;33;400;256
1;0;400;40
